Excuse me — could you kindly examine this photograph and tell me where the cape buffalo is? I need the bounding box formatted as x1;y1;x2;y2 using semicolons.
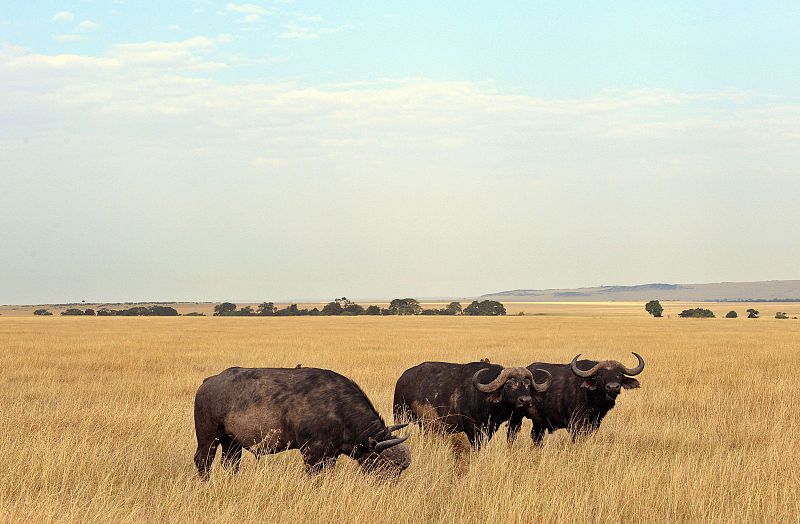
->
194;367;410;480
507;352;645;445
393;361;551;449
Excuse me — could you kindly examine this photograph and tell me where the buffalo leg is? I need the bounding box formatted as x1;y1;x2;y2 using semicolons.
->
194;436;220;480
220;437;243;473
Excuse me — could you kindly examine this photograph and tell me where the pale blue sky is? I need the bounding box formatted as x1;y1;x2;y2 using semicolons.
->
1;1;799;303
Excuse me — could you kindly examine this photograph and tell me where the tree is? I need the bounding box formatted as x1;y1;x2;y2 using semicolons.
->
148;305;178;316
322;301;344;316
678;308;715;318
342;303;365;315
746;308;759;319
238;306;255;316
33;309;53;316
214;302;237;316
776;311;789;319
365;305;381;315
463;300;507;316
725;311;737;318
447;301;462;315
257;302;276;316
388;298;422;315
645;300;663;318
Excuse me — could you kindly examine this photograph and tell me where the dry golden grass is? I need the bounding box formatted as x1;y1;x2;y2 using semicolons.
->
1;307;799;522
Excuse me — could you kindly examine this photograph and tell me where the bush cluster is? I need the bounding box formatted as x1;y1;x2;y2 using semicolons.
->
57;306;179;316
678;308;715;318
213;298;507;317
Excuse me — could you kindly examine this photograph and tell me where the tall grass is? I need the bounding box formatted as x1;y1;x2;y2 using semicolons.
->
1;312;798;522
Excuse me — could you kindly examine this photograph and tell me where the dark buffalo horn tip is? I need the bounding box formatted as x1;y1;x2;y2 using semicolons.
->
375;435;409;452
385;423;409;433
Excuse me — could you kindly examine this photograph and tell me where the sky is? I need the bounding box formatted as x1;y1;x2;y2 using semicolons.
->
1;1;799;304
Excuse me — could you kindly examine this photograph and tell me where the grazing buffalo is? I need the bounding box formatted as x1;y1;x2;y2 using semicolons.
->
393;361;551;449
194;367;410;480
507;352;645;445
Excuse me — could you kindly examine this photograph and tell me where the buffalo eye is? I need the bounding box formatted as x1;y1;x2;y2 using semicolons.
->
522;378;531;386
506;378;518;387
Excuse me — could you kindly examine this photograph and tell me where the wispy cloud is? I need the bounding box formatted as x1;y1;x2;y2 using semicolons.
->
225;2;270;23
53;34;87;42
279;23;346;40
51;11;75;23
78;20;99;32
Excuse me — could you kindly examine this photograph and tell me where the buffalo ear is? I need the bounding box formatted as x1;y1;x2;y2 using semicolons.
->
368;437;378;450
622;377;640;389
580;378;597;390
485;391;502;404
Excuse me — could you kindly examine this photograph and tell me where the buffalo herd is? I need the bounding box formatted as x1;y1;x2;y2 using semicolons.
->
194;353;644;479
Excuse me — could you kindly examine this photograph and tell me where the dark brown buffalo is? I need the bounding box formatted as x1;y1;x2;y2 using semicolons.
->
393;361;551;449
507;352;645;445
194;367;410;480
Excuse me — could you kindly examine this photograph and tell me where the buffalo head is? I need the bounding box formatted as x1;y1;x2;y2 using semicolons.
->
473;367;551;409
570;352;644;402
362;423;411;478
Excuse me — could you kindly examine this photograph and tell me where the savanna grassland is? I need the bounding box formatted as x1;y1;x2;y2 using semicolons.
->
1;303;799;523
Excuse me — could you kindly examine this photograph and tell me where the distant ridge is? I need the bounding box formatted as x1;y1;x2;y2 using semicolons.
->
481;280;800;302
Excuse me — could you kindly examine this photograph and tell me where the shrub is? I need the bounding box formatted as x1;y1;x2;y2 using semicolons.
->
365;305;381;315
747;309;759;319
645;300;663;317
463;300;506;316
775;312;789;319
33;309;53;316
84;308;96;316
725;311;737;318
61;308;85;316
678;308;715;318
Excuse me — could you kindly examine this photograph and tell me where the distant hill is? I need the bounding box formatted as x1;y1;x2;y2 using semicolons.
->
481;280;800;302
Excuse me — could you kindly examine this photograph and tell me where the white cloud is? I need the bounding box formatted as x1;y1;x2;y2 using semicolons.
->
78;20;99;32
166;24;181;31
52;11;75;22
225;3;270;22
279;24;346;40
53;34;87;42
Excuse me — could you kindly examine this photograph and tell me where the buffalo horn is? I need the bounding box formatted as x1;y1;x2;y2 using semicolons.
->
375;435;409;452
473;367;532;393
531;369;552;392
570;354;603;378
622;352;645;376
385;423;409;434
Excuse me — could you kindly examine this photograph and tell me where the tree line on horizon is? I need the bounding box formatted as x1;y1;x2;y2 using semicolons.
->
213;298;507;317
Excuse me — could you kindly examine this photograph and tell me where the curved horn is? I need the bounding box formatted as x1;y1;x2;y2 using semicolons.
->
570;354;603;378
374;435;409;452
531;369;552;393
384;423;409;434
473;367;514;393
622;352;645;376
